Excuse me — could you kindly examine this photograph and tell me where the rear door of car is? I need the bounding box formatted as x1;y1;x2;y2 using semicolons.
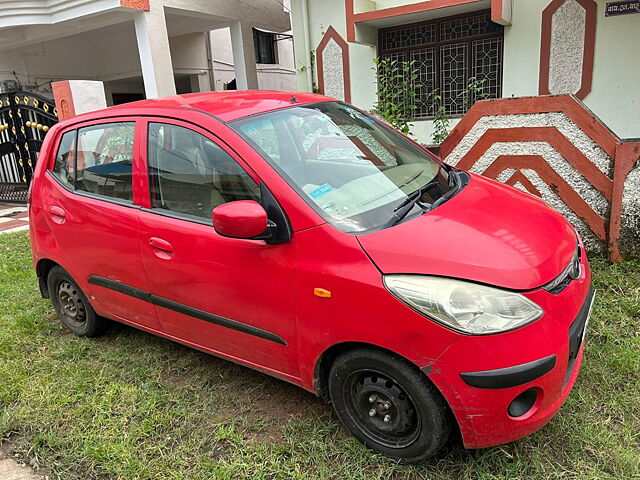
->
135;117;298;379
41;118;158;329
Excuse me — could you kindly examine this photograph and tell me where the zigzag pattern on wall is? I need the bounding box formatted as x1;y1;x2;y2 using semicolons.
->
441;95;640;261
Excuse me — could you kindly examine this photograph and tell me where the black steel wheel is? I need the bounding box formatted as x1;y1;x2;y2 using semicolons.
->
329;348;452;462
47;266;106;337
345;369;421;448
56;279;87;328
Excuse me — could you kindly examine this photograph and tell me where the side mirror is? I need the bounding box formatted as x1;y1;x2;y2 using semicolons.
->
212;201;270;239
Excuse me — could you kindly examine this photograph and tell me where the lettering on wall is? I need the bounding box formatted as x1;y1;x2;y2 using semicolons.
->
605;1;640;16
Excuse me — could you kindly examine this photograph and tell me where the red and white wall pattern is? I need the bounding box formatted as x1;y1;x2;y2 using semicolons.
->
316;26;351;103
441;95;640;261
315;0;640;259
539;0;596;98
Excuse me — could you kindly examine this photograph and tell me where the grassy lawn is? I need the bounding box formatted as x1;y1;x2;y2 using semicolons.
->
1;230;639;480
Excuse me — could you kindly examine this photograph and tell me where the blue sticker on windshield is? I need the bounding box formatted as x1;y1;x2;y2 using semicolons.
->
309;183;334;199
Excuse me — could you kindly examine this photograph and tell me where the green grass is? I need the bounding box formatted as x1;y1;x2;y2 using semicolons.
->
1;230;639;480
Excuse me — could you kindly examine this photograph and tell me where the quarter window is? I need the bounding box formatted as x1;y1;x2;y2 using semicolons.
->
378;10;503;118
75;122;135;202
52;130;76;188
147;123;261;222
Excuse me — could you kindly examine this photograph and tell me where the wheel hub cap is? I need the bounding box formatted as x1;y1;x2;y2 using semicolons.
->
347;371;420;448
57;281;86;324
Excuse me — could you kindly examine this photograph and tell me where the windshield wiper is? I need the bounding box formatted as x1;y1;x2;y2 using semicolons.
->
380;179;440;230
429;169;464;211
392;180;434;212
381;169;466;229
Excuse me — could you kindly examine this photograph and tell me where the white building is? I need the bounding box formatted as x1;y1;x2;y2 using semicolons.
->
291;0;640;144
209;24;296;92
0;0;294;103
291;0;640;258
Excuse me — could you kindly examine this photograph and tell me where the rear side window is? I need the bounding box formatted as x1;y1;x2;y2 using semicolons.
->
147;123;261;221
52;130;76;188
75;122;135;202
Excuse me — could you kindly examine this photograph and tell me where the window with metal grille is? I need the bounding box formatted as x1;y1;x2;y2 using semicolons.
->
253;28;278;64
378;11;503;119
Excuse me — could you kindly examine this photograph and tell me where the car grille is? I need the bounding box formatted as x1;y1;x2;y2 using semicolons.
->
543;245;581;295
564;286;595;386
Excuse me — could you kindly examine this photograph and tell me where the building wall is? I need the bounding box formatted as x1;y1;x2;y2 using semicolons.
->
295;0;377;112
0;0;293;100
209;27;296;91
0;26;209;100
295;0;640;144
502;0;640;140
0;17;297;101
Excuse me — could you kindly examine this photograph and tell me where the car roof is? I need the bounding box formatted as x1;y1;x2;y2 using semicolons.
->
110;90;335;122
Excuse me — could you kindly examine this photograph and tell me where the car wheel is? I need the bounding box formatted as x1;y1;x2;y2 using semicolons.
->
328;348;451;463
47;266;106;337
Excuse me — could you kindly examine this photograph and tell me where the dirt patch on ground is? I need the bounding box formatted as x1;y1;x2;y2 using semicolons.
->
0;441;45;480
154;338;330;446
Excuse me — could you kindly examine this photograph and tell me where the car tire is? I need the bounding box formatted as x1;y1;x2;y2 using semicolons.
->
47;266;106;337
328;348;452;463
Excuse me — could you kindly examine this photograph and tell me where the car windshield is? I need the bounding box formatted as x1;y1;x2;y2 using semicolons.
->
231;101;455;233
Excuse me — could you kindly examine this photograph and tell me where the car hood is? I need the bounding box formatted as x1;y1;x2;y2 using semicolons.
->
357;173;577;290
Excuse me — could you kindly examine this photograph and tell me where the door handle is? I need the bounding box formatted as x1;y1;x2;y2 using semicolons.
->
149;237;174;253
48;205;66;224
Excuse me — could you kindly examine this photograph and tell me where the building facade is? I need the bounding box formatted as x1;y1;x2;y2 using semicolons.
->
0;0;293;103
292;0;640;258
292;0;640;144
209;24;296;92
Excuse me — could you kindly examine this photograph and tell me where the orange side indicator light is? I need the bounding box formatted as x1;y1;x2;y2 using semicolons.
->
314;288;332;299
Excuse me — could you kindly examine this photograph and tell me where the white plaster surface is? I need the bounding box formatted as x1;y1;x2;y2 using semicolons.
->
548;0;586;95
621;165;640;256
69;80;107;114
497;0;640;139
322;38;345;101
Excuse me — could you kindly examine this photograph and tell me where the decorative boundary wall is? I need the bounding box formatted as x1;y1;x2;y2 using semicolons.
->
51;80;107;121
440;95;640;261
539;0;596;99
316;26;351;103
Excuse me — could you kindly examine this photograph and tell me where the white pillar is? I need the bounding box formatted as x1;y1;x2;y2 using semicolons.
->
229;21;259;90
291;0;313;92
190;73;211;93
134;6;176;98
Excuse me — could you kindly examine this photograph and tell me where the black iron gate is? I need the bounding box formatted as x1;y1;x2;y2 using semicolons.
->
0;91;58;203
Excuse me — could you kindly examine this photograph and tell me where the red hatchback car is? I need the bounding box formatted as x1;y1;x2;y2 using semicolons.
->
29;91;593;462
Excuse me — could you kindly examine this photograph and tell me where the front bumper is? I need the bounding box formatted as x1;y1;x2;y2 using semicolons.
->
427;255;593;449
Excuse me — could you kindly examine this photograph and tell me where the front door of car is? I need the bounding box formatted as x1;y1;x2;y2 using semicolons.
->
42;120;158;329
136;119;298;379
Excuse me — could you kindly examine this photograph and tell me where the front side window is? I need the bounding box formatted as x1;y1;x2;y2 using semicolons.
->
232;102;456;233
148;123;261;222
52;130;76;188
76;122;135;202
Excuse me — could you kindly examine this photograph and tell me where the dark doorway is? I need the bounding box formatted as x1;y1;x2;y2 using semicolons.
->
111;93;145;105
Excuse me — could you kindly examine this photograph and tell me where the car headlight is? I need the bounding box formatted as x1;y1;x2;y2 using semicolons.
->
384;275;543;335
